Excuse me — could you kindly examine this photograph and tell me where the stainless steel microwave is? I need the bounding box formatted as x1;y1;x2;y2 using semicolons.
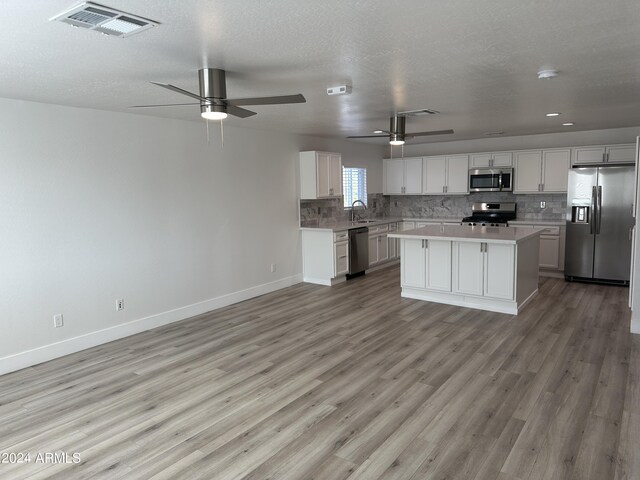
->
469;168;513;192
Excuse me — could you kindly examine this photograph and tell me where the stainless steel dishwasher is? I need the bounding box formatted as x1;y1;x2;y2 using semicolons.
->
347;227;369;278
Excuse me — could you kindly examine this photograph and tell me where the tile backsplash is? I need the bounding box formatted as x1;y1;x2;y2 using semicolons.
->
300;192;566;226
387;192;566;221
300;194;389;227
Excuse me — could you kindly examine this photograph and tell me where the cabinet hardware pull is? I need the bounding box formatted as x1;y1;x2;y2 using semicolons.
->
603;152;607;162
425;239;428;248
339;255;347;259
630;227;633;241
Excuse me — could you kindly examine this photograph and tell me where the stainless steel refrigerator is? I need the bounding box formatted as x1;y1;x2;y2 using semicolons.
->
565;165;635;284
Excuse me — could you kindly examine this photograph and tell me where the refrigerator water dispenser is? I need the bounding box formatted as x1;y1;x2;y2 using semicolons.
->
571;205;589;223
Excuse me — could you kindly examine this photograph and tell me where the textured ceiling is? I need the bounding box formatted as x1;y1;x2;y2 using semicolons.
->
2;0;640;144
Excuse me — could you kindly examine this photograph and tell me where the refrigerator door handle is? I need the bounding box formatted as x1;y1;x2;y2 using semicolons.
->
590;185;597;235
597;186;603;234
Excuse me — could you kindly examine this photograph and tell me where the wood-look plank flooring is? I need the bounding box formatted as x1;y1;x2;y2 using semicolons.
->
1;265;638;479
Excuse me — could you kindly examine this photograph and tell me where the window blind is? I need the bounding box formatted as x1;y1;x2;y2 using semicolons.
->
343;167;367;208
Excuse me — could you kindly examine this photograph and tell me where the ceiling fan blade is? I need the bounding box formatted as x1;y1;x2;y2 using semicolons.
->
225;93;306;106
130;103;200;108
226;105;257;118
150;82;205;101
346;134;390;139
405;129;455;138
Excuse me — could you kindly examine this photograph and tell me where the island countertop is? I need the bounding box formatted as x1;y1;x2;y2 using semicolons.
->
388;224;542;244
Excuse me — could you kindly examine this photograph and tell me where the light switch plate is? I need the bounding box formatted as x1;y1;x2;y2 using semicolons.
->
540;201;546;208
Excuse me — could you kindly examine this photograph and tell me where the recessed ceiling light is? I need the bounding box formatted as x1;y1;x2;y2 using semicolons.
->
373;130;384;134
537;69;559;79
546;112;561;117
562;122;575;126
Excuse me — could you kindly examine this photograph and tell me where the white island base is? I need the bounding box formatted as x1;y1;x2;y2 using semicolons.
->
389;225;541;315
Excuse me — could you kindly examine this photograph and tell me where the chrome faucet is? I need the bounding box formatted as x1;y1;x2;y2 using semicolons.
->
351;199;367;222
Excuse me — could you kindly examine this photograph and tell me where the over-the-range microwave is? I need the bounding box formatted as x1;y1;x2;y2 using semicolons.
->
469;168;513;192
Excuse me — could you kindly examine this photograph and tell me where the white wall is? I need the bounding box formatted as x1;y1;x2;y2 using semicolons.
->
0;98;383;374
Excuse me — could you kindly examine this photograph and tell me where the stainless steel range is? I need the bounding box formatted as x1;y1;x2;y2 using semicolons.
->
461;202;516;227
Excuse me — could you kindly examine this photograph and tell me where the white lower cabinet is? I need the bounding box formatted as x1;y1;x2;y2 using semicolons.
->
369;224;391;266
334;241;349;277
510;223;565;275
401;238;451;291
452;241;515;300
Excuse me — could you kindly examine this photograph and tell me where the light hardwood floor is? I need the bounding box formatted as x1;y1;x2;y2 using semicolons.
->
1;266;638;480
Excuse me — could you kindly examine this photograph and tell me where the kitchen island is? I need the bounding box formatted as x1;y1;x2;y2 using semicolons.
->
388;225;541;314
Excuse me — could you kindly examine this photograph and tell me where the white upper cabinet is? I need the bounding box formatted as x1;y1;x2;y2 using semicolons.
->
300;151;342;199
542;149;571;192
514;148;570;194
383;157;423;195
571;144;636;165
470;152;513;168
423;155;469;195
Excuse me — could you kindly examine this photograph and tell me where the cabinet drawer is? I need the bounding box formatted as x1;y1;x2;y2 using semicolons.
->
334;231;349;242
538;226;560;235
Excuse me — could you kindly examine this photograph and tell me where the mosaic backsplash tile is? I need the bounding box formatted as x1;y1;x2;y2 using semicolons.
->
300;192;566;226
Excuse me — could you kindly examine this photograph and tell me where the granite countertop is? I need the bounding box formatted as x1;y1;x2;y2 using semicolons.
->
389;224;543;244
299;217;405;232
510;219;564;226
402;217;464;223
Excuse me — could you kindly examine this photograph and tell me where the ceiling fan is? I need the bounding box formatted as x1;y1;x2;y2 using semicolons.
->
131;68;306;120
348;115;454;145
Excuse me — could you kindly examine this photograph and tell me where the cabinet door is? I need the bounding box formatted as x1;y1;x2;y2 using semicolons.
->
316;152;331;197
334;241;349;276
572;146;606;165
385;159;405;194
542;149;570;192
424;156;447;194
388;236;397;258
401;239;426;288
470;153;492;168
484;243;515;300
514;150;543;193
329;154;342;196
607;144;636;163
426;240;452;291
404;158;424;194
492;152;513;166
369;234;379;265
378;235;389;262
446;155;470;194
452;242;484;296
539;235;560;269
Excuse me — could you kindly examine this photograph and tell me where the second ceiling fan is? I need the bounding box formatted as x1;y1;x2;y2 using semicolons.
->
348;115;454;145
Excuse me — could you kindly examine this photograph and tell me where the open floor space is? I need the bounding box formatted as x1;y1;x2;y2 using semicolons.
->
1;267;638;480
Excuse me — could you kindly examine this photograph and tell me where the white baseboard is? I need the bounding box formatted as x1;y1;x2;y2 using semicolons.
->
0;274;303;376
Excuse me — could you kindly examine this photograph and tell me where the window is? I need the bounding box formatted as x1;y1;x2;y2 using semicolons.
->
343;167;367;208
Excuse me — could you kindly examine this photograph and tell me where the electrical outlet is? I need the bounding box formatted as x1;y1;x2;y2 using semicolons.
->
540;201;546;209
270;263;276;273
53;314;63;328
116;299;124;311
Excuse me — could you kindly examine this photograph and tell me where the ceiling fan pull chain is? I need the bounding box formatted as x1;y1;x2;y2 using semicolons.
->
401;143;404;158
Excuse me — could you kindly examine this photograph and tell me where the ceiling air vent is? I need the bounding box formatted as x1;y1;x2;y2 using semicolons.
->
398;109;440;116
50;2;158;38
